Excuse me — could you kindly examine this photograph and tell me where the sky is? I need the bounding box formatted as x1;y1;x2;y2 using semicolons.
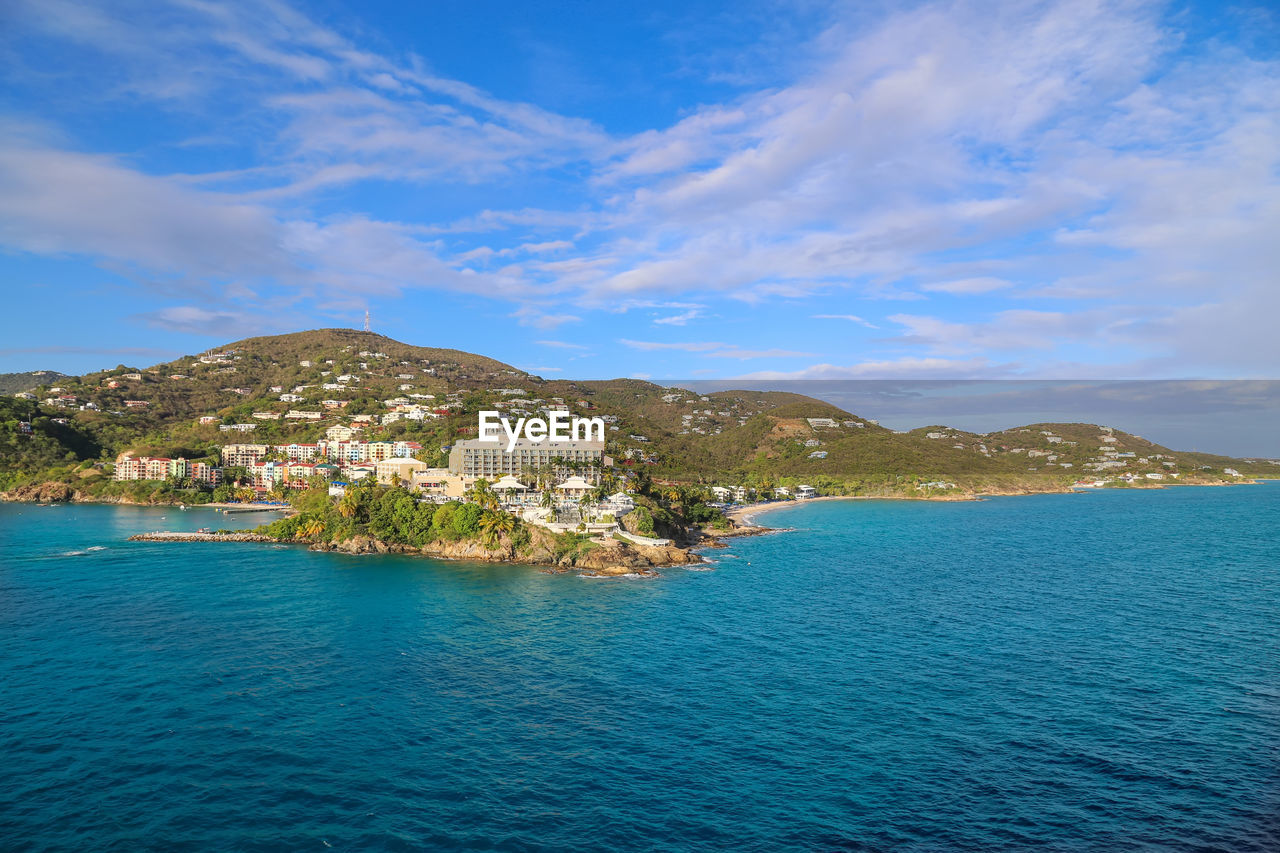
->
0;0;1277;381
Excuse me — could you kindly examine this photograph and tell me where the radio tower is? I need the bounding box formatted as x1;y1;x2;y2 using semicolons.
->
363;310;370;332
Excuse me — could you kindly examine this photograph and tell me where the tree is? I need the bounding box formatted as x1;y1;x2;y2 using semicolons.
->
337;491;359;520
478;509;516;548
299;516;326;539
469;478;498;511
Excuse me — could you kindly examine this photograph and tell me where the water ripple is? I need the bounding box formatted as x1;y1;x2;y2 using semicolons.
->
1;487;1278;850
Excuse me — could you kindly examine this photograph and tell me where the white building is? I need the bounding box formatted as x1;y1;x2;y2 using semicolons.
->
448;437;606;484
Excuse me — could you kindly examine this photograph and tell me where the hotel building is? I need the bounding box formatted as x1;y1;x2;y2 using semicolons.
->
447;438;607;484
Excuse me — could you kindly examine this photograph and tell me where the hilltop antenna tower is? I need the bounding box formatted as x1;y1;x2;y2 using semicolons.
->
364;310;370;332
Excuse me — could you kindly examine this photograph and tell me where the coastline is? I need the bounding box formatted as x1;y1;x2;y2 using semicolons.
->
724;479;1265;530
129;527;703;574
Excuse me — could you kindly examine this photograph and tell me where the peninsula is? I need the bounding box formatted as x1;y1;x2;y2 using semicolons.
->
3;329;1276;569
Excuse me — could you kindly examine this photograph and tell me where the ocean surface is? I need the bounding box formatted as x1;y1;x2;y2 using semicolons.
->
2;485;1279;851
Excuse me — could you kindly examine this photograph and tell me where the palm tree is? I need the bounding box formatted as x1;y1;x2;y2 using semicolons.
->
337;491;359;519
469;478;499;511
300;516;326;539
579;492;598;521
478;510;515;548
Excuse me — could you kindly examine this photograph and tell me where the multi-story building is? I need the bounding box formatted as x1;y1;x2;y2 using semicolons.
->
447;438;606;484
191;462;222;485
375;457;428;485
279;443;321;461
247;460;286;490
325;425;360;442
221;444;270;467
113;455;195;482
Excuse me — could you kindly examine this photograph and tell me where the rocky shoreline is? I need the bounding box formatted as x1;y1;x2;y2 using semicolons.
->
2;481;197;506
127;528;704;574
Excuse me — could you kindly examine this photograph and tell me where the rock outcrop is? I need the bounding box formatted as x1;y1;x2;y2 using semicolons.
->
1;481;77;503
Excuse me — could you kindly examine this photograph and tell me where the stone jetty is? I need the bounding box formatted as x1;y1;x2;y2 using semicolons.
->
128;531;276;543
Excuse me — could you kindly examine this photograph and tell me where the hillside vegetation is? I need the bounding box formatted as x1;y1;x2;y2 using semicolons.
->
3;329;1276;498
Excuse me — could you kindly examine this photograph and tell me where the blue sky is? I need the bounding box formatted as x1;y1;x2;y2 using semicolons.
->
0;0;1277;380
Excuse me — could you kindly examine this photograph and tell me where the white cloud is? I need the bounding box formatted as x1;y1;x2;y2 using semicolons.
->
812;314;879;329
3;0;1278;377
618;339;725;352
511;307;581;329
618;339;815;359
739;357;1011;379
535;339;588;350
703;348;818;359
653;308;701;326
920;277;1014;295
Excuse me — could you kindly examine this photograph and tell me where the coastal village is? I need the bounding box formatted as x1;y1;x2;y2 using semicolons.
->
2;332;1274;534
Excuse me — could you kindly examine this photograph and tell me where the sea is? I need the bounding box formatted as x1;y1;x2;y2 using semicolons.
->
2;484;1279;851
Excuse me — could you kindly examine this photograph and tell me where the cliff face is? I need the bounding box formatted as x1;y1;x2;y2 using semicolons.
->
0;480;181;505
2;482;78;503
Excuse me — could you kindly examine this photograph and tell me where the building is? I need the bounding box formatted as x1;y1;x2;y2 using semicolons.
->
447;437;606;484
795;485;817;499
375;457;427;485
113;455;192;482
325;425;359;441
221;444;270;467
555;475;595;498
410;468;466;499
280;443;321;461
599;492;635;516
191;462;222;485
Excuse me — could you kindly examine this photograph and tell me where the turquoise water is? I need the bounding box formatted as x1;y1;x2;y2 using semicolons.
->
2;486;1279;851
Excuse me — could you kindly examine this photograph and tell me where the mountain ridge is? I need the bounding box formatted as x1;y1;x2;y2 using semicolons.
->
2;328;1275;497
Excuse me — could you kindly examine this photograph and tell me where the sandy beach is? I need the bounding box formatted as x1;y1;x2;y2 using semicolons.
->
726;492;989;528
726;496;853;528
200;501;294;512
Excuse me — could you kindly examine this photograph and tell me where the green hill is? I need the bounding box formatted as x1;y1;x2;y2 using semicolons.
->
0;370;70;394
2;329;1275;496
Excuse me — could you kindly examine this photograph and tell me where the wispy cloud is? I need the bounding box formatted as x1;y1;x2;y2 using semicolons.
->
618;339;725;352
653;308;701;326
535;339;588;350
619;339;815;359
920;278;1013;295
0;345;181;359
812;314;879;329
1;0;1277;377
